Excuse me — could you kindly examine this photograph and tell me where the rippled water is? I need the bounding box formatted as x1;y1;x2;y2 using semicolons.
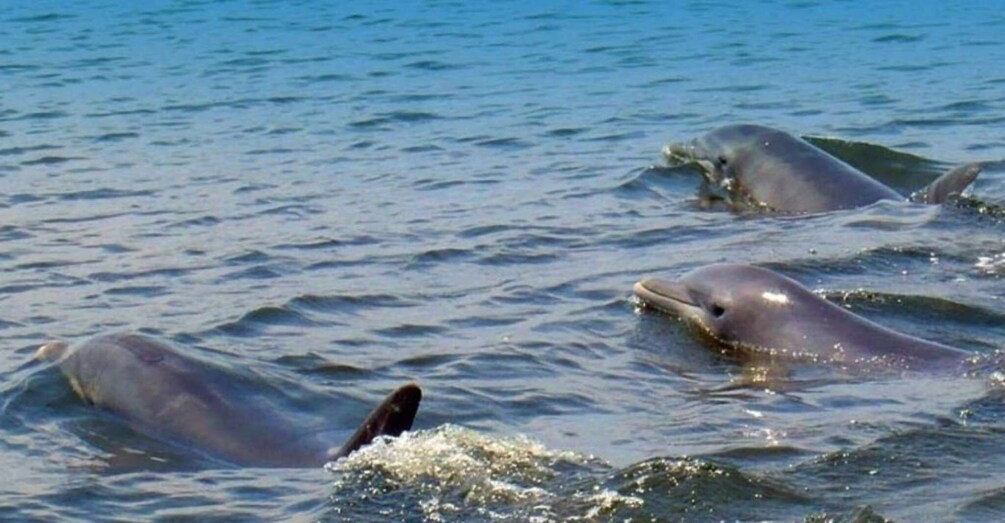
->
3;1;1005;521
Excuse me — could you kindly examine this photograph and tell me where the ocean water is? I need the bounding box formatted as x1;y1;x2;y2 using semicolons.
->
2;0;1005;521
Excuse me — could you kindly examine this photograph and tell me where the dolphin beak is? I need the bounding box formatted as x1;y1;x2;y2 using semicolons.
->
36;341;70;362
662;141;697;164
662;139;717;180
633;278;698;317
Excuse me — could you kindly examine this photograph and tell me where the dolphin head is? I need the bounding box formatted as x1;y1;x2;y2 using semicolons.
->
36;341;71;362
662;125;784;188
634;263;821;350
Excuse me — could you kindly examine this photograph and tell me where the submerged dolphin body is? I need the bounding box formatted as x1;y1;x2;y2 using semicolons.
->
37;333;421;468
663;124;982;213
633;264;970;370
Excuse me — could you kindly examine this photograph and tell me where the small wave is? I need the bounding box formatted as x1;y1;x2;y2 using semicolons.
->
385;110;441;123
692;84;768;93
617;163;712;204
216;57;270;68
609;457;814;519
166;216;220;229
220;266;283;281
7;13;74;23
372;324;448;338
288;293;415;314
299;73;354;83
583;131;645;143
0;225;31;241
544;127;585;137
90;132;139;143
478;250;558;265
456;224;512;239
215;305;327;337
86;108;156;118
88;267;192;284
0;318;24;330
0;145;61;157
275;236;380;250
957;487;1005;522
0;64;42;73
1;110;68;122
349;111;442;129
21;156;80;166
872;34;924;43
243;147;305;156
877;63;943;72
474;137;532;149
412;178;474;191
388;93;451;102
409;247;473;266
939;100;992;112
72;56;126;68
400;144;444;153
404;60;460;71
272;353;370;376
102;286;168;297
56;188;153;201
224;250;270;264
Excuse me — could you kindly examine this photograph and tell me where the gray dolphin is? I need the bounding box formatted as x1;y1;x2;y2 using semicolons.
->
633;264;970;369
36;333;421;468
663;124;982;213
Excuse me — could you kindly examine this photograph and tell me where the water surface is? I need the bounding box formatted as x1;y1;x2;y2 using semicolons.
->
2;1;1005;521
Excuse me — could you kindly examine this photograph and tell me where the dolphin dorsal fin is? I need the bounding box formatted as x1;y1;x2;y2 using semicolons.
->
329;383;422;460
910;162;983;204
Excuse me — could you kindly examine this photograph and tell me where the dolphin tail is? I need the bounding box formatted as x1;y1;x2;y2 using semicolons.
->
910;162;983;204
330;383;422;459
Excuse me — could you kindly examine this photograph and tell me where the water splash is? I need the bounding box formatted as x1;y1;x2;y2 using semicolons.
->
326;424;641;521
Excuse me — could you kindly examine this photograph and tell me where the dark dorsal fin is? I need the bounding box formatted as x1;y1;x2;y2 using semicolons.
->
330;383;422;459
910;162;983;204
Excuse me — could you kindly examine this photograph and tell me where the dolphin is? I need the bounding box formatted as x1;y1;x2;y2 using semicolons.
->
36;333;421;468
633;264;970;370
663;124;982;213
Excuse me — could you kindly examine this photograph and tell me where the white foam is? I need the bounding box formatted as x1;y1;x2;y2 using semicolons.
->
327;424;642;521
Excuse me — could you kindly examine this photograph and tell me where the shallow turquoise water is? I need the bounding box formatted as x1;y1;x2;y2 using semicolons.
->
2;1;1005;521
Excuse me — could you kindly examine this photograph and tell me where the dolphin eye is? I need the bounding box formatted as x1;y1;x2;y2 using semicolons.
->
710;303;725;317
717;155;728;166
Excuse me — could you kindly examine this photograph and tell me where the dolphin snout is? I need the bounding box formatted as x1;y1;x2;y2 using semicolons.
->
36;341;69;362
633;278;697;318
635;278;688;301
662;140;700;164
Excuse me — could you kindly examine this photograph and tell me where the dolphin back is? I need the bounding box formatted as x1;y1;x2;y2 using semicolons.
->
39;333;423;467
331;383;422;459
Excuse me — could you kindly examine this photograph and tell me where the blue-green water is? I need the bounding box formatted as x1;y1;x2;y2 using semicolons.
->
2;1;1005;521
